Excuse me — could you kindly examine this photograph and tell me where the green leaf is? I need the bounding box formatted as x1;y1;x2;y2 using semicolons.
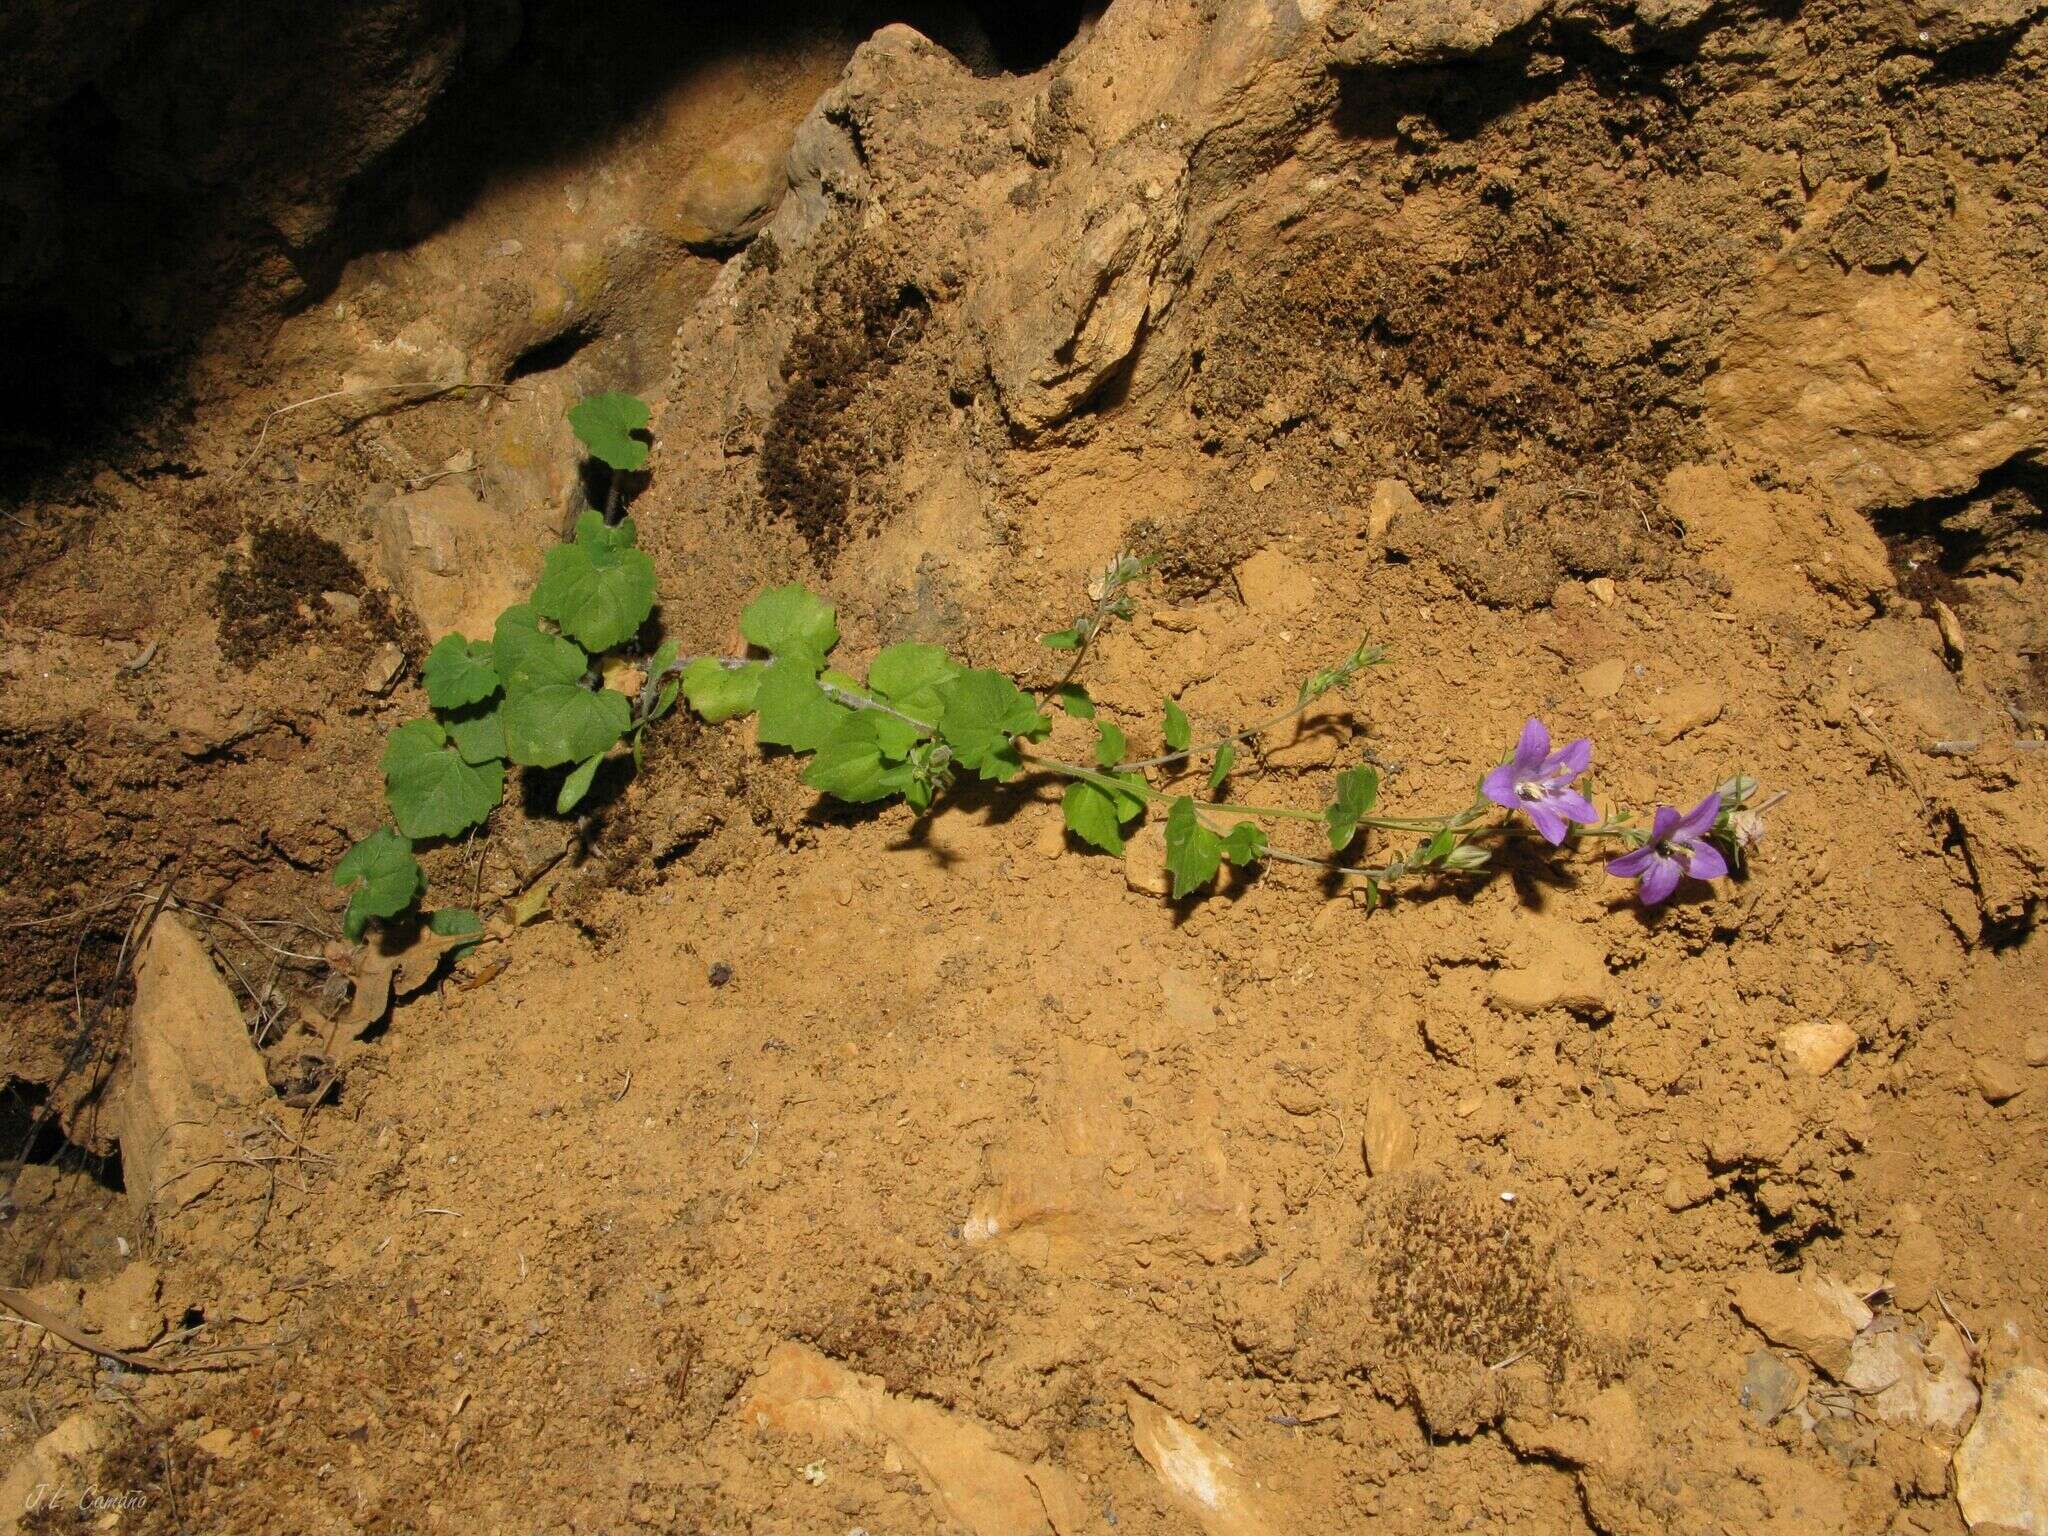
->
1040;628;1081;650
440;699;506;765
567;392;651;472
1207;742;1237;795
1055;684;1095;719
533;511;657;653
754;655;847;751
382;719;505;839
557;753;604;814
1219;821;1268;866
935;669;1051;782
803;714;914;803
422;634;500;710
681;658;762;722
653;679;680;721
428;907;481;937
741;584;838;663
1163;700;1192;753
493;604;587;692
1163;796;1224;900
1094;720;1127;768
503;682;630;768
333;829;424;940
866;643;957;721
1060;777;1145;855
1325;765;1380;853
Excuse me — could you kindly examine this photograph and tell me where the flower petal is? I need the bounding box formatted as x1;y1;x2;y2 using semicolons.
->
1648;804;1681;843
1607;846;1657;878
1545;736;1592;779
1550;789;1599;827
1480;764;1521;812
1672;791;1722;842
1687;843;1730;882
1513;717;1551;774
1637;856;1683;905
1525;801;1569;846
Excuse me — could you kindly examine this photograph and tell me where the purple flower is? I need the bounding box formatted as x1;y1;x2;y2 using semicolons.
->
1606;793;1730;905
1482;718;1598;845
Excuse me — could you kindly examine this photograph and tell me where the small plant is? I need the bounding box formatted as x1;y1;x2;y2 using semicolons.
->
333;394;671;938
335;465;1774;940
664;561;1772;908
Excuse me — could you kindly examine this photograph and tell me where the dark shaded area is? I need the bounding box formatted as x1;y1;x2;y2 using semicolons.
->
759;244;931;553
211;521;412;669
1;1080;125;1195
0;0;1092;505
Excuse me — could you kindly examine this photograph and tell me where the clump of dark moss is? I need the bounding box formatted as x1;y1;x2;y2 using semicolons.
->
210;521;406;668
759;244;930;556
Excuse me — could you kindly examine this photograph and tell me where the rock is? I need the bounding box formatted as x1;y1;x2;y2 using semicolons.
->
79;1260;164;1352
1662;1167;1716;1211
671;122;794;251
359;641;405;695
1123;821;1172;897
1730;1272;1871;1380
1705;265;2047;514
1362;1088;1417;1176
113;913;275;1225
375;484;541;642
2024;1032;2048;1068
1955;1365;2048;1533
737;1342;1086;1536
0;1410;109;1525
1892;1223;1944;1313
1236;548;1314;617
1586;576;1617;605
974;136;1188;437
1367;478;1421;545
1778;1021;1858;1077
1933;598;1968;670
1739;1349;1806;1424
1846;1319;1978;1434
1488;927;1609;1017
1973;1058;2025;1105
1159;968;1216;1031
1654;681;1724;743
1579;658;1628;700
1125;1391;1283;1536
194;1425;248;1459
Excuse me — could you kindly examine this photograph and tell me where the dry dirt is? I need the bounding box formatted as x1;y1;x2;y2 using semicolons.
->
4;1;2048;1533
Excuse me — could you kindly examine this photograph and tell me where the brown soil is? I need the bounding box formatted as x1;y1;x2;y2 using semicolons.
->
3;3;2047;1534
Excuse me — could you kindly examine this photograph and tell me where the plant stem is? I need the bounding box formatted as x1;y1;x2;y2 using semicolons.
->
1115;694;1328;773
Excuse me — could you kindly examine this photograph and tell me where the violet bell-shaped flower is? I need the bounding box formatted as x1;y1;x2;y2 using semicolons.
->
1481;718;1598;845
1606;792;1730;905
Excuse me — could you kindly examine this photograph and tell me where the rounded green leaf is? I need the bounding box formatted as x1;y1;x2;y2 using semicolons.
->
754;655;848;751
493;604;587;692
740;584;839;662
533;516;657;653
802;715;913;804
681;657;764;722
1061;779;1143;855
422;634;500;710
934;669;1050;782
440;700;506;765
1163;796;1223;900
382;719;505;839
503;683;630;768
866;643;958;718
333;828;424;939
567;392;651;472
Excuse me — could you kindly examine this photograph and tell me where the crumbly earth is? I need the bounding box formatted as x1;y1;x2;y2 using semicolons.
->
3;2;2047;1533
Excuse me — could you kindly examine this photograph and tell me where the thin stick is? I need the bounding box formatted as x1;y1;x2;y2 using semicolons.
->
0;1288;269;1374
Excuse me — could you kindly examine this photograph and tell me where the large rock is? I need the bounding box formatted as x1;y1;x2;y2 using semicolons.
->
671;122;794;251
1955;1365;2048;1533
375;483;541;641
113;913;275;1227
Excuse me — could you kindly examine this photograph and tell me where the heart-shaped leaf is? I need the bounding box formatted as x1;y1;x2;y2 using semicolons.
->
503;682;630;768
533;512;656;653
567;392;651;472
382;719;505;839
421;634;500;710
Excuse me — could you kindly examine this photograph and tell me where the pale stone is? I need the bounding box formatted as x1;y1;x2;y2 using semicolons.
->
1955;1365;2048;1533
1488;926;1609;1017
1236;548;1314;617
1778;1021;1858;1076
1367;478;1421;544
1362;1088;1416;1176
1974;1058;2025;1105
1579;658;1628;699
1731;1272;1871;1380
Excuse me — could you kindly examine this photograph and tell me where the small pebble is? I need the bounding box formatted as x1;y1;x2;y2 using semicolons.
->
708;962;733;988
1972;1059;2024;1105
